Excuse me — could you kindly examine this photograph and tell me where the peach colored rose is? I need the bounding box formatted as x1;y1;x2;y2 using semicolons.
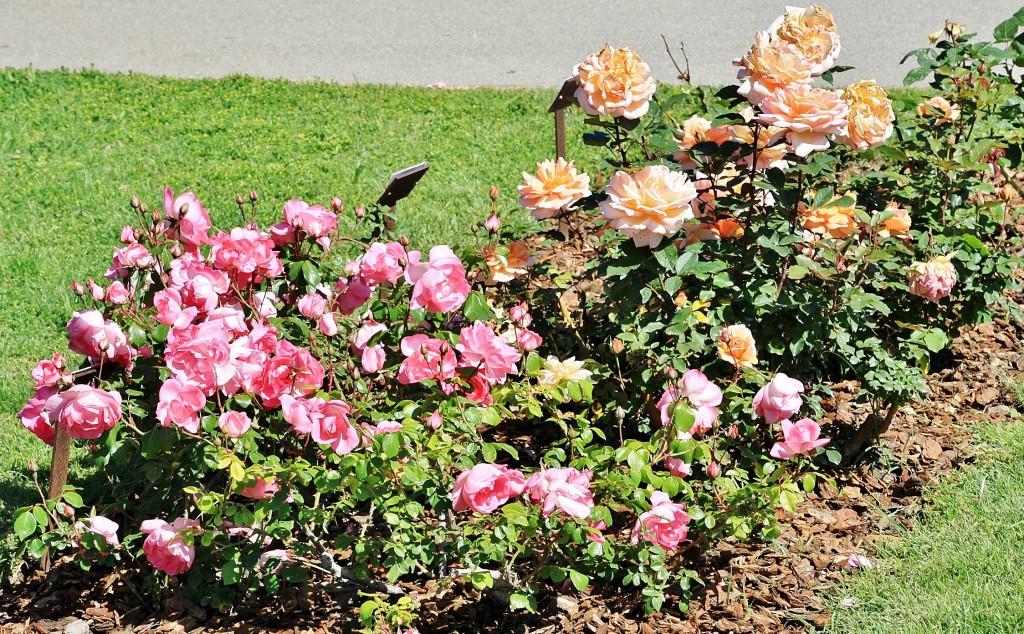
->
600;165;698;247
673;116;738;170
756;85;849;157
879;201;911;236
518;158;591;220
769;5;841;76
718;325;758;368
735;31;814;105
573;45;656;120
917;96;960;124
908;254;957;301
482;241;535;284
837;80;894;151
800;193;859;240
732;109;792;170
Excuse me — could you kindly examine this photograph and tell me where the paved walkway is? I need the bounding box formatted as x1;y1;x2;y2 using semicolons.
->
1;1;1020;87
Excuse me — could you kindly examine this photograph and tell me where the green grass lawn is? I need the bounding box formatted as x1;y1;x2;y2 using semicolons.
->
826;418;1024;634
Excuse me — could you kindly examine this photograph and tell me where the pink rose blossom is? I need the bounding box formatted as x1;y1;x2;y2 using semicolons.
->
163;189;212;248
204;306;249;338
756;85;850;157
908;254;957;302
525;468;595;519
311;400;360;455
141;517;200;576
258;341;325;407
456;322;522;385
105;281;131;305
282;199;338;249
405;246;471;314
333;276;374;315
67;310;135;366
241;476;281;500
451;463;526;514
106;243;155;278
157;378;206;434
209;227;284;286
770;418;830;459
167;258;230;314
352;320;388;352
78;516;120;547
153;288;198;328
357;242;408;286
120;225;138;244
279;395;325;435
361;346;386;373
318;312;338;337
297;293;328;320
88;279;105;301
657;369;723;435
427;410;443;430
398;335;458;384
753;373;805;424
253;291;280;319
18;386;58;445
484;213;501;233
707;461;721;478
218;411;251;437
631;491;691;552
267;221;296;246
516;329;543;352
665;458;691;478
48;386;122;440
165;322;234;395
32;355;70;389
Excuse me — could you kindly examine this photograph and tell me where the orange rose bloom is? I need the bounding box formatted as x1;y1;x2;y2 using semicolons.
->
879;201;911;236
483;241;535;284
518;158;591;220
917;96;960;124
736;31;813;105
838;80;895;151
574;45;656;120
770;5;841;76
673;116;738;170
718;325;758;368
800;194;859;239
733;109;791;170
600;165;698;248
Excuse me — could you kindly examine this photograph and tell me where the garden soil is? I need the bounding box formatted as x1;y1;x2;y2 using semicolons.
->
2;231;1023;634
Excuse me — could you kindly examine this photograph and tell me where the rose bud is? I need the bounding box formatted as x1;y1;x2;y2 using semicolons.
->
489;185;500;201
355;205;366;219
485;213;501;233
331;196;344;212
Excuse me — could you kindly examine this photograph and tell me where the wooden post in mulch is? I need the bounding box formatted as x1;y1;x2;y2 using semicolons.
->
548;78;577;160
42;364;100;572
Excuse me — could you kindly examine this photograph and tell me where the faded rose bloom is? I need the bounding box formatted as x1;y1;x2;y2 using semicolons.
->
631;491;691;552
538;356;592;386
483;241;535;284
768;5;841;76
917;96;960;125
451;463;526;514
800;194;859;240
405;246;471;314
770;418;830;459
77;516;120;547
141;517;200;576
398;334;458;384
525;467;595;519
48;385;122;440
573;45;656;120
162;189;212;248
518;158;591;220
735;31;814;105
718;325;758;368
753;373;805;424
218;411;252;438
756;84;849;157
267;221;296;246
457;322;521;384
600;165;698;248
848;554;874;570
157;378;206;434
908;254;957;301
837;80;895;151
240;476;281;500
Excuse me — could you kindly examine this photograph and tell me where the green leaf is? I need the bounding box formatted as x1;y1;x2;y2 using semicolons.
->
222;551;242;585
568;569;590;591
462;291;495;322
825;449;842;465
359;600;377;626
994;10;1024;41
802;473;817;492
923;328;950;353
62;490;84;508
787;265;809;280
13;511;37;541
140;426;178;459
31;506;49;530
509;592;537;612
381;432;401;458
903;66;932;85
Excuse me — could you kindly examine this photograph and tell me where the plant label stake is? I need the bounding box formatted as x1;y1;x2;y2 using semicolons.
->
377;162;430;236
548;78;577;160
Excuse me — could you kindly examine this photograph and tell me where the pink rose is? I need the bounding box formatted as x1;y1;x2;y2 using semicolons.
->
770;418;830;459
297;293;328;319
361;346;386;373
267;221;296;246
657;369;723;435
163;189;212;248
707;461;721;478
753;373;805;424
318;312;338;337
153;288;198;328
509;302;532;327
66;310;135;366
311;400;360;455
398;335;458;385
258;341;325;407
106;243;155;279
88;279;105;301
279;395;324;435
104;281;131;305
205;306;249;337
241;476;281;500
333;276;374;315
908;254;957;302
165;322;234;395
49;386;122;440
516;329;543;352
209;228;284;286
357;242;408;286
120;225;138;244
524;468;595;519
253;291;280;319
427;410;443;430
140;517;200;576
352;320;388;352
456;322;522;384
18;386;58;445
218;411;251;437
665;457;691;478
77;516;120;547
756;85;850;157
32;355;70;389
630;491;691;552
157;378;206;434
167;258;230;314
451;463;526;514
282;199;338;249
405;246;471;314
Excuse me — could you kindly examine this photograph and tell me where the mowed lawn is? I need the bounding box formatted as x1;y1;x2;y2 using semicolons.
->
0;67;626;539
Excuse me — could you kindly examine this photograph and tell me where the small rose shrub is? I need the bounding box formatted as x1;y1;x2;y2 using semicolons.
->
10;5;1023;628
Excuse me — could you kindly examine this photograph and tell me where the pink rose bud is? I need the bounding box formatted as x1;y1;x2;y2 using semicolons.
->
297;293;328;320
517;328;543;352
707;461;721;478
139;345;152;358
728;424;739;439
88;279;105;301
105;281;131;305
120;225;138;244
665;457;691;478
71;281;86;296
427;410;442;430
847;554;874;570
485;213;501;233
355;205;366;219
509;302;532;327
318;312;338;337
218;411;252;438
170;243;183;257
331;196;344;212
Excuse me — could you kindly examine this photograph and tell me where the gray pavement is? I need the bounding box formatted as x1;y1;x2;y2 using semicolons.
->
1;1;1021;88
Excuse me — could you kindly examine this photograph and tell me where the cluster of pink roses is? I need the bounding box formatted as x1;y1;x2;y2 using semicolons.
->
754;373;830;459
451;463;598;522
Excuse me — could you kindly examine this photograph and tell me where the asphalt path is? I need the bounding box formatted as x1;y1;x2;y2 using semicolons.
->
0;1;1021;88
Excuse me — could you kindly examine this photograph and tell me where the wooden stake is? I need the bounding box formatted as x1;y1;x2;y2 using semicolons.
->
555;109;566;160
42;422;71;572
